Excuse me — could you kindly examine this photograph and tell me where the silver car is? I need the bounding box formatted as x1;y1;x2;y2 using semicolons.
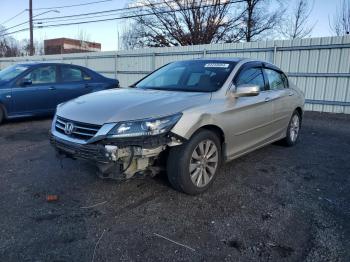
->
50;58;304;195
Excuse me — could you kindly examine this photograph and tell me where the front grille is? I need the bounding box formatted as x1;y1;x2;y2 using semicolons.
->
55;116;101;140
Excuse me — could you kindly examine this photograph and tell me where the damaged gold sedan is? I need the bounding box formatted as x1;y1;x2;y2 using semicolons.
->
50;58;304;195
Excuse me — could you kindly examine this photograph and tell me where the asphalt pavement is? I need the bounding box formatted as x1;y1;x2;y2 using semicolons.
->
0;112;349;261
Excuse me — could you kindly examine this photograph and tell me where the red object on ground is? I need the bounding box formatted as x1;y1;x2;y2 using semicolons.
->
46;195;59;202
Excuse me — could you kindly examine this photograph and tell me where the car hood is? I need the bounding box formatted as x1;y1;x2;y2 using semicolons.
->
57;88;211;125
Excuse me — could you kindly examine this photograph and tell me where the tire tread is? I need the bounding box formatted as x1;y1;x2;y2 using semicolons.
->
166;129;221;195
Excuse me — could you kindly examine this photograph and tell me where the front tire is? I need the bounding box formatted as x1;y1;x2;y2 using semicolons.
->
167;129;222;195
282;111;301;146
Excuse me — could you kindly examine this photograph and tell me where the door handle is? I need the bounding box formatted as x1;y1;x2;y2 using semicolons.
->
264;97;271;102
84;84;91;88
49;86;56;90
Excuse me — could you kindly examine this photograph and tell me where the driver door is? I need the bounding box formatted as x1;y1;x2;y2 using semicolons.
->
11;65;57;115
225;63;274;158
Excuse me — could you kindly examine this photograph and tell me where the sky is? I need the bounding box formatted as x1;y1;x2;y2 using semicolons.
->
0;0;343;51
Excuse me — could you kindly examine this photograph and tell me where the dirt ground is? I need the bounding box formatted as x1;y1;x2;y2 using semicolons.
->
0;112;349;262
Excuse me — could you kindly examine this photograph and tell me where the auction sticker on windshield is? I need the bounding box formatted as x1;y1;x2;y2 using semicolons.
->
204;63;230;68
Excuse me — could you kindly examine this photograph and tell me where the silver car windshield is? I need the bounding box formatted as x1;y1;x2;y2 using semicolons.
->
0;65;29;81
136;60;237;92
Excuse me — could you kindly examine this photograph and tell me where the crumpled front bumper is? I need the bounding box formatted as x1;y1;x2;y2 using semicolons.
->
50;134;111;163
50;131;170;177
50;112;186;178
51;132;170;180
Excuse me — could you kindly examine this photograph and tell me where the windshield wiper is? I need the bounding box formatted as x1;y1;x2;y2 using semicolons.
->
150;88;177;91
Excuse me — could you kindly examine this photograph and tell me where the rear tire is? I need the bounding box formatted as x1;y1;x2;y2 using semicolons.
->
167;129;222;195
282;110;301;147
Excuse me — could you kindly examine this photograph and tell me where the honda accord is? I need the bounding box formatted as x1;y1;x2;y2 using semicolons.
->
50;58;304;195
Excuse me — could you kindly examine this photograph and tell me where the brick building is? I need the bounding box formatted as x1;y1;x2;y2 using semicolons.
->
44;38;101;55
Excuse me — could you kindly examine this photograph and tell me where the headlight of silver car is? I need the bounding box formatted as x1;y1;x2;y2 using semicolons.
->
107;113;182;138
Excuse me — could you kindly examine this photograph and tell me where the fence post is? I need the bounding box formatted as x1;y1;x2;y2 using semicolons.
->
115;52;118;79
273;44;277;64
151;52;156;70
203;49;207;57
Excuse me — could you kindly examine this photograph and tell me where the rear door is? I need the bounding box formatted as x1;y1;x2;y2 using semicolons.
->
56;65;94;104
263;67;294;134
11;65;57;115
226;63;274;157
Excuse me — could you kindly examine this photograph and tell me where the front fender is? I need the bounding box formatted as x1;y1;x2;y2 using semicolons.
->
171;110;217;140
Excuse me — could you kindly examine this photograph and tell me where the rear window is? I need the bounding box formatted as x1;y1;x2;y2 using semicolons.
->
61;66;91;82
265;69;286;90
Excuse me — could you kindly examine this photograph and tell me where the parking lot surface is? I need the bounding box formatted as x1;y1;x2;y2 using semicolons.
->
0;112;349;262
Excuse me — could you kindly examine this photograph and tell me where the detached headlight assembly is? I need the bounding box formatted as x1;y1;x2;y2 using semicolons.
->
107;113;182;138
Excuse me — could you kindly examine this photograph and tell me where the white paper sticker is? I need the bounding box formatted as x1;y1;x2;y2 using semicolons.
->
204;63;230;68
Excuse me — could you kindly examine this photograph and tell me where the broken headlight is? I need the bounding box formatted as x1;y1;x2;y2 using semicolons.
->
107;113;182;138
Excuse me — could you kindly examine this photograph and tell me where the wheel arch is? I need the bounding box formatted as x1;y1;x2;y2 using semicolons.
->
0;102;8;119
198;124;225;144
295;107;303;124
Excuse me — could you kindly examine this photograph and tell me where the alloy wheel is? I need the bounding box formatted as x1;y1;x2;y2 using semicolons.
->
289;114;300;142
189;139;219;188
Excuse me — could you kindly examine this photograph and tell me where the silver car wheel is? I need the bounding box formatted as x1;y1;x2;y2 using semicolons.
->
189;139;218;188
289;114;300;142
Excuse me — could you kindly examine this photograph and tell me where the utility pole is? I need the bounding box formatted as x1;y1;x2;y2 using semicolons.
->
29;0;34;56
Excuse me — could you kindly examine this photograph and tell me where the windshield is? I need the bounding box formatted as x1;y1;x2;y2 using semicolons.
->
0;65;29;81
136;60;237;92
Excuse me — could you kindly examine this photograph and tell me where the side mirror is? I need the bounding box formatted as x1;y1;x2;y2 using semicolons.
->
20;79;32;87
234;84;260;97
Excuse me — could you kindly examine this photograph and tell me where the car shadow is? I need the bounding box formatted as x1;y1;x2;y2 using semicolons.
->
1;115;53;126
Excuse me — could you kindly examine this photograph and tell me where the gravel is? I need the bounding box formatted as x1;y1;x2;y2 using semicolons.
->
0;112;349;262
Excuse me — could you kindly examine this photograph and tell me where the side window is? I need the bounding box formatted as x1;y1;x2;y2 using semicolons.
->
265;69;285;90
23;66;56;85
61;66;91;82
281;73;289;88
235;67;265;91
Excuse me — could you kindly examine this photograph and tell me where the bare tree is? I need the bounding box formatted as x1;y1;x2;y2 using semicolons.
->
19;39;31;56
122;24;148;49
330;0;350;36
16;38;44;56
0;25;21;57
279;0;314;39
0;38;21;57
76;29;92;51
241;0;285;42
0;25;46;57
76;29;91;42
123;0;245;48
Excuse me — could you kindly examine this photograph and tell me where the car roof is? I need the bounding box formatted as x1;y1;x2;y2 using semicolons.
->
190;57;244;63
14;62;81;67
182;57;283;71
187;57;278;66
